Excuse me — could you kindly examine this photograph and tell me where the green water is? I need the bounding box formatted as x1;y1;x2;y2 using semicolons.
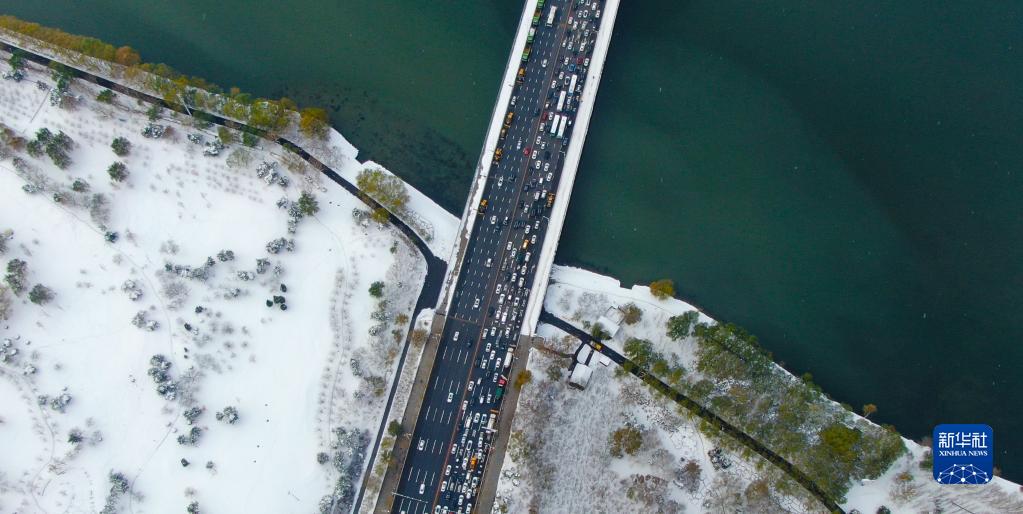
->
2;0;1020;478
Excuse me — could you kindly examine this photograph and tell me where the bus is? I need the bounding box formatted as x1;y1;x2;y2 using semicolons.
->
532;9;541;26
557;116;567;139
549;114;560;135
537;0;546;7
527;27;535;44
556;90;566;111
568;74;578;96
546;6;557;27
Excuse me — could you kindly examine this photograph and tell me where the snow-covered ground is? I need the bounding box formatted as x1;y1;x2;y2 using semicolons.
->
493;343;823;513
495;265;1023;513
0;56;426;513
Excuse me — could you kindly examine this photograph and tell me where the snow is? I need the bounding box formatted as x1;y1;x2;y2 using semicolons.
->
494;346;822;514
530;264;1023;513
0;57;426;513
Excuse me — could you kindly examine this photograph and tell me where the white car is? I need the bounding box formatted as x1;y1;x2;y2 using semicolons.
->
453;331;460;342
447;392;454;403
441;480;448;492
543;162;550;172
531;235;537;244
419;483;426;495
534;160;541;169
417;439;425;451
506;241;512;251
468;380;475;392
531;149;538;159
516;139;522;150
541;58;548;68
473;297;480;308
547;171;553;181
490;215;497;224
445;465;452;476
535;135;543;145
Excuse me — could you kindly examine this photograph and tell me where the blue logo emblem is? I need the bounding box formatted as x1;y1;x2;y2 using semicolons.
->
932;424;993;484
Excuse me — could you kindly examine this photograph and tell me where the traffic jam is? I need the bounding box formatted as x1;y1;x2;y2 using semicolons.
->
424;1;607;513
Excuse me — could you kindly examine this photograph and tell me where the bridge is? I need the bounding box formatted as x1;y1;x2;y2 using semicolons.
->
373;0;620;512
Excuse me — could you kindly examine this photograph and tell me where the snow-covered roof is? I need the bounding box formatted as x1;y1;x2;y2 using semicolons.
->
569;364;593;389
575;343;593;365
596;315;621;338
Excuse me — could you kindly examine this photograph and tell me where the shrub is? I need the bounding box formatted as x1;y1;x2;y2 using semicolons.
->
610;426;643;457
666;311;699;340
514;369;532;389
299;107;329;139
28;284;54;305
110;137;131;156
387;420;403;437
648;279;675;300
621;303;643;325
107;161;128;181
96;89;115;103
368;281;384;298
298;191;319;216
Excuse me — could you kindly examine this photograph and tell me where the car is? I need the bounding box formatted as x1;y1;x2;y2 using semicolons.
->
516;138;522;150
458;495;464;506
453;331;460;342
445;464;452;477
497;176;504;187
498;376;507;386
547;171;553;181
544;162;550;172
447;392;454;403
451;444;458;455
473;296;481;308
419;483;426;495
524;224;531;235
540;141;547;150
510;95;517;106
484;257;492;268
558;71;565;81
531;235;537;244
441;480;448;492
462;400;468;411
585;57;590;67
506;241;512;251
535;135;543;145
504;327;512;337
535;220;541;229
490;215;497;225
418;439;425;451
518;277;525;287
541;58;548;68
531;149;539;160
534;160;541;169
467;380;475;392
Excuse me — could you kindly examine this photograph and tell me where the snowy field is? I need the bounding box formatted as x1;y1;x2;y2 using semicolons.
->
0;57;427;513
491;265;1023;513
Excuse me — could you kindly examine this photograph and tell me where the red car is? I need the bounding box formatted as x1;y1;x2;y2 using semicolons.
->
523;146;532;156
497;376;507;386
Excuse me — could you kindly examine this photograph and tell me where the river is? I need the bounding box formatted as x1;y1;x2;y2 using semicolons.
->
2;0;1019;479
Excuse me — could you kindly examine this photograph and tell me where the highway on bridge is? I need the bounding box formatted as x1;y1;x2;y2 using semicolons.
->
391;1;608;513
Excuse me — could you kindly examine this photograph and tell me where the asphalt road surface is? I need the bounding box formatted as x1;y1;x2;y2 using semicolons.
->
391;1;608;513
